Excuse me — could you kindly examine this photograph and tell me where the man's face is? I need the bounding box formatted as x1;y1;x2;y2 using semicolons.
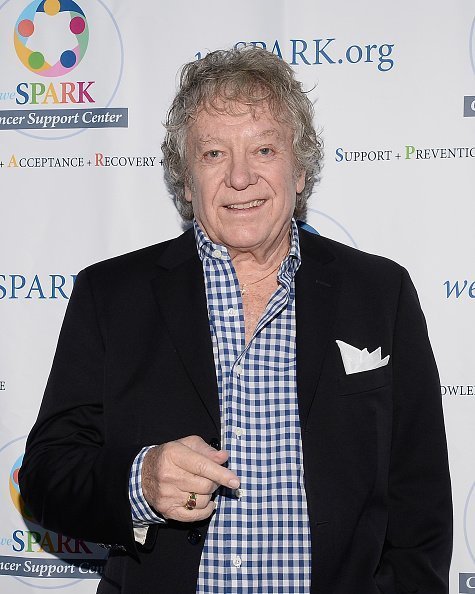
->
184;102;305;257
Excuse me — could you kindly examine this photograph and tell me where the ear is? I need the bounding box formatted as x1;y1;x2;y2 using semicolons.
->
184;183;192;203
296;169;306;194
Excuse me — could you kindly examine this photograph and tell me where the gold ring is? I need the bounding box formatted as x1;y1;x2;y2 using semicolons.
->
184;492;197;510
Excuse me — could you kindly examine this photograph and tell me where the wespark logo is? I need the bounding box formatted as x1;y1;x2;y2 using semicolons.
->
14;0;93;106
443;279;475;299
14;0;89;77
0;273;77;299
196;38;396;72
0;437;107;585
0;0;127;137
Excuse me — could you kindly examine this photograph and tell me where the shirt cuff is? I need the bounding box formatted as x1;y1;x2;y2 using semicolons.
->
129;445;167;529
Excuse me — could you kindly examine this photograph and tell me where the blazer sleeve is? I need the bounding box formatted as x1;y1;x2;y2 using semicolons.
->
377;268;452;593
19;268;142;556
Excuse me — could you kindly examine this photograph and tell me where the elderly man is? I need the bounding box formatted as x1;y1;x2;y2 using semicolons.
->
20;47;452;593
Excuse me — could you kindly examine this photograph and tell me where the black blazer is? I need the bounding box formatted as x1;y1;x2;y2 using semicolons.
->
20;228;452;594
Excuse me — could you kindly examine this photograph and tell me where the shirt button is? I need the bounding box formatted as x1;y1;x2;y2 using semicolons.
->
235;364;243;376
232;555;242;567
212;249;222;259
226;307;237;317
235;488;244;499
234;427;244;438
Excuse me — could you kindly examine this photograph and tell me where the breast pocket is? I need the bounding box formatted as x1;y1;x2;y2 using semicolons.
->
337;365;391;397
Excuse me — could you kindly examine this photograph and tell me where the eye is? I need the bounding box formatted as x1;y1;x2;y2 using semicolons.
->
258;147;273;156
204;150;222;159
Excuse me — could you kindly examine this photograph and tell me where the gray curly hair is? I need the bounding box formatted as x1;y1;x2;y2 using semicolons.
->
161;46;323;220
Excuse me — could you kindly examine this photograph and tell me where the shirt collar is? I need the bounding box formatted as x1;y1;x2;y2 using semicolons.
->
193;218;301;276
193;220;231;262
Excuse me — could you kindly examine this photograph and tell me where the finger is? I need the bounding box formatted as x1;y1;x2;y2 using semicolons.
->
172;445;239;489
178;435;229;462
147;451;220;494
177;474;219;496
210;449;229;464
175;437;230;473
181;490;212;511
141;446;204;508
173;499;217;523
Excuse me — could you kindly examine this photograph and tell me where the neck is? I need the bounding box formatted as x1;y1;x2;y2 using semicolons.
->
231;227;292;285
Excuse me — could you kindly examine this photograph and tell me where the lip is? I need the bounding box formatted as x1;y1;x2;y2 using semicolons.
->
224;199;266;211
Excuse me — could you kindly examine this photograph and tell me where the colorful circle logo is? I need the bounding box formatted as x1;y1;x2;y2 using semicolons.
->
9;453;36;523
14;0;89;77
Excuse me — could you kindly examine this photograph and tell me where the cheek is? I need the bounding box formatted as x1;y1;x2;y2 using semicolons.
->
189;183;219;221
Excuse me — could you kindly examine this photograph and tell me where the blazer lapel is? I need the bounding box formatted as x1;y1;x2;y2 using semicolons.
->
296;230;339;429
149;227;338;433
150;229;220;432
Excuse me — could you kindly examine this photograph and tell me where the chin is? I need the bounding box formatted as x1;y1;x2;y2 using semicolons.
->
224;230;269;251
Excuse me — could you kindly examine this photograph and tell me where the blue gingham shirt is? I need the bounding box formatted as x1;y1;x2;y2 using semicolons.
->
130;219;312;592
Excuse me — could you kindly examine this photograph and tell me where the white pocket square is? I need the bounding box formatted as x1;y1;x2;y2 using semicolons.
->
336;340;390;375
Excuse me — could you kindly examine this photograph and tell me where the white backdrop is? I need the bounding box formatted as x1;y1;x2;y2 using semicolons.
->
0;0;474;592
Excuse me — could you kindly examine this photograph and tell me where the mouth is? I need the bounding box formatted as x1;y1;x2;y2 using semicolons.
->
225;199;266;210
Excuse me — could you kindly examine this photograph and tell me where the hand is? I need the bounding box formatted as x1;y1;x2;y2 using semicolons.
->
141;435;239;522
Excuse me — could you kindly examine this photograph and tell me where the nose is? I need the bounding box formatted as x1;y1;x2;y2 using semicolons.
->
225;153;258;190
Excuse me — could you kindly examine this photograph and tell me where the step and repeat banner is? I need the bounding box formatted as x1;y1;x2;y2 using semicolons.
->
0;0;474;592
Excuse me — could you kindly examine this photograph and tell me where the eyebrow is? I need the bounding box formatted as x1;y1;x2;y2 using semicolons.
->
197;129;284;146
256;129;283;140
